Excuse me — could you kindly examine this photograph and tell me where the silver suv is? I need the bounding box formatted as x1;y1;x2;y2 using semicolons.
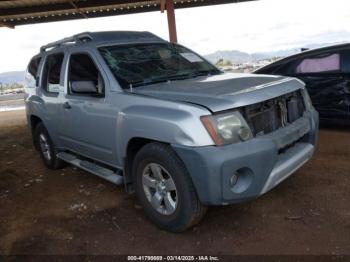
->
24;31;319;232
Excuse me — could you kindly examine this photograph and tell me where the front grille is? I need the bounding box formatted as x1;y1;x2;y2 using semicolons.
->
243;90;305;136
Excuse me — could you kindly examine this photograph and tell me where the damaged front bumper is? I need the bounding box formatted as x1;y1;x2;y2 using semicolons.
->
172;109;319;205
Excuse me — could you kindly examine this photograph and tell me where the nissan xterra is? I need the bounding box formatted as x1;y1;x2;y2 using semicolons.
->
25;31;319;232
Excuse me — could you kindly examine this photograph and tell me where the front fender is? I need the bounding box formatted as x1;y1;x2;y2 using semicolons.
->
116;104;213;165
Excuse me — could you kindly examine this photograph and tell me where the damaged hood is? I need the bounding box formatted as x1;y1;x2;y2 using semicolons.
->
133;73;305;112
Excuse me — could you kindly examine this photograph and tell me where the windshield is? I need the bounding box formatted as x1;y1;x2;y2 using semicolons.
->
99;43;221;88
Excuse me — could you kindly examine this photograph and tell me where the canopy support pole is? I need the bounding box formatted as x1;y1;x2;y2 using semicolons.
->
166;0;178;43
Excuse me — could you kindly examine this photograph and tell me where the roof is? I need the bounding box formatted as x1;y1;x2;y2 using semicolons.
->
0;0;257;29
40;31;166;52
282;42;350;62
255;42;350;72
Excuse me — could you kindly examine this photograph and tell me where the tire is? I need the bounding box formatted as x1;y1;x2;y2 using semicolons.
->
33;123;66;170
133;142;207;232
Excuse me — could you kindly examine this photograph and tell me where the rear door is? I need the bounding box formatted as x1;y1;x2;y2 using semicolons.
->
58;51;118;166
284;51;349;121
38;52;65;142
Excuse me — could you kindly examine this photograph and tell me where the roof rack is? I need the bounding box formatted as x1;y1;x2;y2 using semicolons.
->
40;32;93;52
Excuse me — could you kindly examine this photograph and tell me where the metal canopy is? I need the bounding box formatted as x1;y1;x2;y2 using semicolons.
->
0;0;256;29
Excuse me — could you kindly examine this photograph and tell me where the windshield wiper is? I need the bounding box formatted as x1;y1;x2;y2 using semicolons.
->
130;70;221;88
129;74;189;88
188;69;221;78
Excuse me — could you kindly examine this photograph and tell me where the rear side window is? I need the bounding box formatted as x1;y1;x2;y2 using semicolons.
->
28;57;41;78
295;53;340;74
25;56;41;88
42;53;64;93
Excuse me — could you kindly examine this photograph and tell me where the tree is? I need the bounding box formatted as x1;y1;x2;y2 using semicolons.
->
215;59;233;67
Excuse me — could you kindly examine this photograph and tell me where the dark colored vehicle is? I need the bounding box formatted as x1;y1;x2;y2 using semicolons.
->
255;43;350;125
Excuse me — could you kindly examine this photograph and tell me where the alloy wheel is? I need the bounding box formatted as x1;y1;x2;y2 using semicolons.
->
39;133;51;161
142;163;178;215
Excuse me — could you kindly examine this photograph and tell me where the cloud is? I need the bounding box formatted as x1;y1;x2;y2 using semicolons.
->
0;0;350;72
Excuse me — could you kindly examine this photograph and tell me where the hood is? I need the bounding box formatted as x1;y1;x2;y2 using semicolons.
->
133;73;304;112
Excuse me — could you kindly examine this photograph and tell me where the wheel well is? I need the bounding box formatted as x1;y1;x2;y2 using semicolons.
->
30;115;42;134
124;138;160;192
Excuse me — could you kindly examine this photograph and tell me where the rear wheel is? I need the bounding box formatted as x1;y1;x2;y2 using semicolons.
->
133;142;207;232
34;123;66;170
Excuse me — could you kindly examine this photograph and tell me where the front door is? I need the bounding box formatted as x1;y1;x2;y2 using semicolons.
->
290;52;349;121
297;74;348;121
58;52;117;166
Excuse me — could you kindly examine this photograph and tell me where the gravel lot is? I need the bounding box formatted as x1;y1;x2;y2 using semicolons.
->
0;110;349;255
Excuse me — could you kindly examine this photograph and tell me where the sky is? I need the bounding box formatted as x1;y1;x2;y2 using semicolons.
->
1;0;350;72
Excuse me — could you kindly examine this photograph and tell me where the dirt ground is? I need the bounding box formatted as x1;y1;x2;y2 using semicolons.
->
0;110;349;256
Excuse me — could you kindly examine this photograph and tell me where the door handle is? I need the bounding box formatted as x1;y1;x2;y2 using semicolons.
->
63;102;71;109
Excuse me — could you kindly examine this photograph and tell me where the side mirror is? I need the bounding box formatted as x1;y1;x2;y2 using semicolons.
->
71;81;97;94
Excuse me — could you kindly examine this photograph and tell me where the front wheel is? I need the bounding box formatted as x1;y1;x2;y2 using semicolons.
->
133;142;207;232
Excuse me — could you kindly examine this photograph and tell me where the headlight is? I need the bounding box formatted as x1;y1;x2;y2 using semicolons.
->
201;111;253;145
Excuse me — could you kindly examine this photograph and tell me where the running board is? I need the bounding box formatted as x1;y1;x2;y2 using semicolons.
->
57;152;123;185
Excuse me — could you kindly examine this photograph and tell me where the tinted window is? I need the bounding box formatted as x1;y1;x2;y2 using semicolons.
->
295;53;340;74
340;49;350;73
42;53;64;93
68;53;104;95
25;56;41;88
28;57;41;78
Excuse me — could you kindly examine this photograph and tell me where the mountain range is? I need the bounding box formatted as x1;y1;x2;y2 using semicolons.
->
0;71;25;85
0;42;345;85
204;42;343;64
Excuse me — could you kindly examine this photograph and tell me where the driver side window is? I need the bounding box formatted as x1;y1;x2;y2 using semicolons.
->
68;53;105;96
